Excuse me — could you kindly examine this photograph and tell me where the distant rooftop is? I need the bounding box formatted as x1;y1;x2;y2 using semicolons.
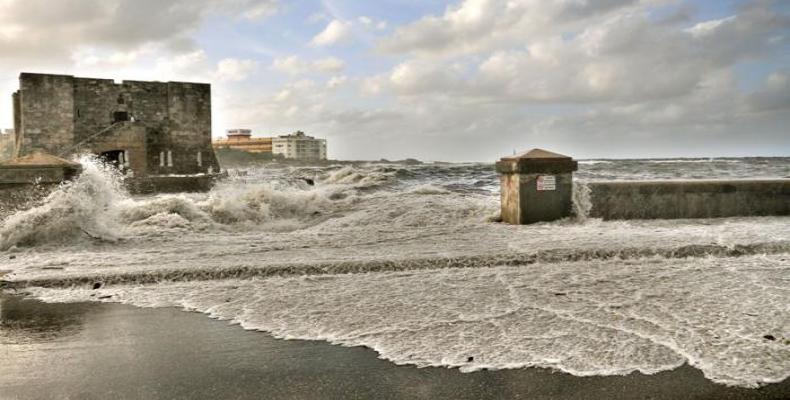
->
501;148;572;161
226;129;252;137
278;131;321;139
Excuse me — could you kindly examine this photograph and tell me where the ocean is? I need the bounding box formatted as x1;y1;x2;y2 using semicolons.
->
1;157;788;389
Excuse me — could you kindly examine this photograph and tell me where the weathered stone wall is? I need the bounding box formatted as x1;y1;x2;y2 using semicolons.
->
14;73;219;176
0;167;68;184
164;82;218;174
588;179;790;220
499;174;520;224
88;124;149;175
12;92;20;149
0;130;14;162
72;77;119;144
15;73;75;157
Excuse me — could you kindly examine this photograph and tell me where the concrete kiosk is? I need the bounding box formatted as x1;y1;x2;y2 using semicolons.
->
496;149;578;224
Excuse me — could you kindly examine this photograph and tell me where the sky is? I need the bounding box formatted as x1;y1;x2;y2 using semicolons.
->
0;0;788;161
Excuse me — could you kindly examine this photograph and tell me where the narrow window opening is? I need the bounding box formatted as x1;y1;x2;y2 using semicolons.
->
113;111;129;122
159;151;165;167
167;150;173;167
197;151;202;167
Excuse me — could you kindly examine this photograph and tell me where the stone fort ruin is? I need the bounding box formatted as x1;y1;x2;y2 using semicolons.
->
12;72;220;177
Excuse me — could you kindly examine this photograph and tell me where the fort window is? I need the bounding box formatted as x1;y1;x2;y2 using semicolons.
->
167;150;173;167
197;151;202;167
159;151;165;167
117;94;125;105
99;150;124;168
113;111;129;123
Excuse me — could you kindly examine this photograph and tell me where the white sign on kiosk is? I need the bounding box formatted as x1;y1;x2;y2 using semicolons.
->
537;175;556;191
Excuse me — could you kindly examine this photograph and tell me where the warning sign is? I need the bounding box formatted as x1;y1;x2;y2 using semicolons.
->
537;175;556;191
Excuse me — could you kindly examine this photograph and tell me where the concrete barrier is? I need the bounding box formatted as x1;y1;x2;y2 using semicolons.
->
588;179;790;220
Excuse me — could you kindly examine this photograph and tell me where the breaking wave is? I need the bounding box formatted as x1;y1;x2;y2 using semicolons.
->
0;160;501;249
0;160;360;248
0;156;127;249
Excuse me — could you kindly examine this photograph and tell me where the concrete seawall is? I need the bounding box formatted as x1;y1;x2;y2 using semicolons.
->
588;179;790;220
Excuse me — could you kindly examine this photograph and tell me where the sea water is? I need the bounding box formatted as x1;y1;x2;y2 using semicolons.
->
1;157;789;388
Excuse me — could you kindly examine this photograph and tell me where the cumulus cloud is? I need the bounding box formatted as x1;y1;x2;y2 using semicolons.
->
0;0;279;66
238;0;279;20
271;56;309;74
215;58;258;82
271;55;345;75
311;20;354;46
251;0;790;159
378;0;642;56
313;57;346;73
1;0;788;160
326;75;348;89
378;4;789;106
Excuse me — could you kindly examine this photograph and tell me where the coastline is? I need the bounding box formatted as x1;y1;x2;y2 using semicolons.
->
1;294;788;400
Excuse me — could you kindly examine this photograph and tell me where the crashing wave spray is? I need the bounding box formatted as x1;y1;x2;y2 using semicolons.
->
0;162;371;248
0;155;128;249
572;181;592;221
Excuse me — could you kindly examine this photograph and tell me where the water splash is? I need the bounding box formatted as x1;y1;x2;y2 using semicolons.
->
0;155;127;249
572;181;592;221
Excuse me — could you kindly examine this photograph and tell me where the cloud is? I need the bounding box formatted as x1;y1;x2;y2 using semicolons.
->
313;57;345;73
271;55;345;75
0;0;788;160
376;4;789;106
238;0;279;20
237;0;790;160
215;58;258;82
358;16;388;30
326;75;347;89
0;0;279;66
271;55;309;74
311;19;353;46
378;0;641;56
748;71;790;112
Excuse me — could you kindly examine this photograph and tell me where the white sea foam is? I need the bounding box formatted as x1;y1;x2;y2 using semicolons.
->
408;184;451;195
26;254;790;388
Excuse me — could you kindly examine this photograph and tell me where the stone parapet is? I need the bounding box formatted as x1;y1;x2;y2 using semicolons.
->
588;179;790;220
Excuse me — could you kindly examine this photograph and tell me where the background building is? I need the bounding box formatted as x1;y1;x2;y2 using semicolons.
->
12;72;219;176
213;130;327;161
272;131;327;161
213;129;272;153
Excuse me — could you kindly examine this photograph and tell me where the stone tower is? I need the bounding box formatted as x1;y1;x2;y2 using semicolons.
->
12;72;220;176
